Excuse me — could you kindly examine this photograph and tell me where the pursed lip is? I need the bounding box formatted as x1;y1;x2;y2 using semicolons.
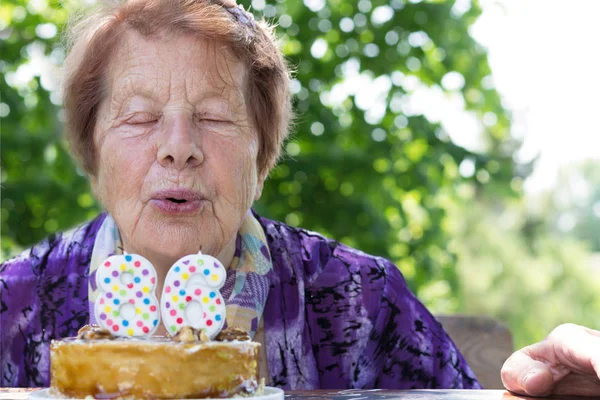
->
150;189;205;215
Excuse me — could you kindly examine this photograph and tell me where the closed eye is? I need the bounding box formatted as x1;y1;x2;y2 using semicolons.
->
194;112;234;125
197;118;231;125
125;113;158;125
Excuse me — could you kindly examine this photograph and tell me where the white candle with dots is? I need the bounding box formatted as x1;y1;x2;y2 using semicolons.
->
161;252;227;338
94;253;160;336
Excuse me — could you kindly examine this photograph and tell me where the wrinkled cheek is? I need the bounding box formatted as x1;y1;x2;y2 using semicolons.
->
96;144;145;213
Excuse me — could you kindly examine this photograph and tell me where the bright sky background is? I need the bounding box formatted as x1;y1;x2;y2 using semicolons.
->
468;0;600;193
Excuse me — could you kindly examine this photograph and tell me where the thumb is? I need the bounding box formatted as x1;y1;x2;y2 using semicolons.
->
502;345;556;397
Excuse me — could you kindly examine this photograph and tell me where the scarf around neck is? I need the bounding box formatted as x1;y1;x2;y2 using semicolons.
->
87;211;272;338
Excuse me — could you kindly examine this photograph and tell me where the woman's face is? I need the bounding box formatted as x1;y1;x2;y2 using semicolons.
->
92;32;264;264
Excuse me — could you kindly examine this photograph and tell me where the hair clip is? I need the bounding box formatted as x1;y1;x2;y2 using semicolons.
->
224;4;257;32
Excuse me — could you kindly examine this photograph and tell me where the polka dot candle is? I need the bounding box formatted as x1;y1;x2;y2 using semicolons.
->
161;251;226;338
94;253;160;337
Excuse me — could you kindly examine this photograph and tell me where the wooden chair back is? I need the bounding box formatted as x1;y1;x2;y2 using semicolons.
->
435;314;514;389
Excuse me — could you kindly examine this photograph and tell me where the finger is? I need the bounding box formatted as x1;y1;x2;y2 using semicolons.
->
547;323;600;377
501;346;555;397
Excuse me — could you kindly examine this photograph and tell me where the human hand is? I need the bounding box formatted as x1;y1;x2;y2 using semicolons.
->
501;323;600;397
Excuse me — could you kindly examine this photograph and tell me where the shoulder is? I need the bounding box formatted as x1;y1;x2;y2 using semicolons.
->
257;213;405;295
257;213;416;352
0;212;106;318
1;213;106;279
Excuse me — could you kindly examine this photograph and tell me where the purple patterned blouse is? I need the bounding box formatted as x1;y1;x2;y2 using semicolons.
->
0;212;481;390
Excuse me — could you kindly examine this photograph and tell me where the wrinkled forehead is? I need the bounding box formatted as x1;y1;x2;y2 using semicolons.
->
105;30;247;104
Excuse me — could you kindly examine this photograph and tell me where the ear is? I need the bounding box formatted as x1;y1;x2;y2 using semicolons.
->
253;170;267;201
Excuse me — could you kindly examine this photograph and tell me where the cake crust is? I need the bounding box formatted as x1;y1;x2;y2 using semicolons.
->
50;337;260;399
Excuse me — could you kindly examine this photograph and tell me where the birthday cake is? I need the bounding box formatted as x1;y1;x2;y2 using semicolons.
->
49;252;263;399
50;325;261;399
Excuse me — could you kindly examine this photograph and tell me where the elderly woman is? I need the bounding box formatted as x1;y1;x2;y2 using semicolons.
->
1;0;598;396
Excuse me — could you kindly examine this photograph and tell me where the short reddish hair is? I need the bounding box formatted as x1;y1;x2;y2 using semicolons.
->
63;0;292;177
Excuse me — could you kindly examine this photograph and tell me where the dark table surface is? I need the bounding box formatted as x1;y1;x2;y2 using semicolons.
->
0;388;589;400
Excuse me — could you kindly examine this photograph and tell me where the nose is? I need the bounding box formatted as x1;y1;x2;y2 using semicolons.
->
157;115;204;170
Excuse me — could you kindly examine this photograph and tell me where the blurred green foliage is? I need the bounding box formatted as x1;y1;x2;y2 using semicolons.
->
1;0;98;256
1;0;597;350
450;197;600;349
